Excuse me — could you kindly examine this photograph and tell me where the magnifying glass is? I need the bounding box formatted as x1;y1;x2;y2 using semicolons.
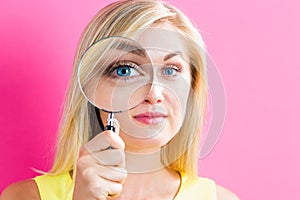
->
78;37;153;132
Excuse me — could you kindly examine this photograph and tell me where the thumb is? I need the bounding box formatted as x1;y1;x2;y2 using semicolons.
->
103;118;124;149
113;118;120;136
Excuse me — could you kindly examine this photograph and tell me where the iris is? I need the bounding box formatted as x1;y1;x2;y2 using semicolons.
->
116;66;131;77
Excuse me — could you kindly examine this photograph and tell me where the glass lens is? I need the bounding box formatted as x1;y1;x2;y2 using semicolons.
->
78;37;153;112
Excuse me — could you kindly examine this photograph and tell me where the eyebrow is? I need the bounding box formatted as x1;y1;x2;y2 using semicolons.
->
111;41;185;61
163;51;184;61
112;41;146;57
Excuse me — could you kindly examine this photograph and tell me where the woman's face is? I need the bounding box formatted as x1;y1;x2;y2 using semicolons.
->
100;24;192;152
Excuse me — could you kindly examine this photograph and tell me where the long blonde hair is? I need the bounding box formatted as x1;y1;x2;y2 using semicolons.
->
50;0;207;180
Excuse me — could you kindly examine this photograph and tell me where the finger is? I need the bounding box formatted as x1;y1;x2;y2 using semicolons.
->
91;179;123;200
93;165;127;183
92;149;126;168
85;126;124;153
85;132;112;152
103;130;124;150
113;118;120;135
77;152;126;180
105;180;123;198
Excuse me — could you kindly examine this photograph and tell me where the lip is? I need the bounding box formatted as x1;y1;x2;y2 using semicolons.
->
133;112;167;125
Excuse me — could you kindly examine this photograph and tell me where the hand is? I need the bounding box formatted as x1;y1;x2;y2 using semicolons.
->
72;125;127;200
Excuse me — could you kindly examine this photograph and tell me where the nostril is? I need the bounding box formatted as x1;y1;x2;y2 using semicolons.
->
143;84;164;104
144;96;162;104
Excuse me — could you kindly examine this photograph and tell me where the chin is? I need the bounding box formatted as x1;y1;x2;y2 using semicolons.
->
120;130;175;153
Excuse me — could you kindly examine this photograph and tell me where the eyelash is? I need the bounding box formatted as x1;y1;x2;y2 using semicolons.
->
162;64;182;75
105;61;140;79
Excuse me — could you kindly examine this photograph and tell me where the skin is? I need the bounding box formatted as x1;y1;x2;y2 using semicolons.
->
0;24;240;200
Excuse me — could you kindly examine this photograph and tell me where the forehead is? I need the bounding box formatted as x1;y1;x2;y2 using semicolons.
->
128;26;190;60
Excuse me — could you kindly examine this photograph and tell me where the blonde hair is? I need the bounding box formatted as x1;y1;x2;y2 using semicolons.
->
50;0;208;180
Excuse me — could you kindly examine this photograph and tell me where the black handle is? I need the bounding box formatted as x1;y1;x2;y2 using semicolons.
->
105;125;115;132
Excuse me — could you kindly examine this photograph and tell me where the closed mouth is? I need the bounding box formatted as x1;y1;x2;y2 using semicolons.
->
133;112;167;125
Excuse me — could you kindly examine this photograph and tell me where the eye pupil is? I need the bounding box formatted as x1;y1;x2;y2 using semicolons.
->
121;68;127;74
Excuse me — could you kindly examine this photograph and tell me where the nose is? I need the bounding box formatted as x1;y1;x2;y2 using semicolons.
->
144;84;164;104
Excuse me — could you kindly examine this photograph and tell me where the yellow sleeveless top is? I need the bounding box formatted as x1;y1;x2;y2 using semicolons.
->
33;172;217;200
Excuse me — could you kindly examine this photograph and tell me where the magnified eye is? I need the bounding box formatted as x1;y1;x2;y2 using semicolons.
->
116;65;139;77
107;61;141;79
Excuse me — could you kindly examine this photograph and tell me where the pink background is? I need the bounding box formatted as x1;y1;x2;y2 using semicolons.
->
1;0;299;199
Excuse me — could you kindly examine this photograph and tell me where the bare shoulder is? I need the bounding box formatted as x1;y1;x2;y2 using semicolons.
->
216;184;240;200
0;179;40;200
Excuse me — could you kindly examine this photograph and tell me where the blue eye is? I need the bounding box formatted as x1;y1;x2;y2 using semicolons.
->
162;66;181;76
163;67;175;76
116;66;131;77
107;62;141;79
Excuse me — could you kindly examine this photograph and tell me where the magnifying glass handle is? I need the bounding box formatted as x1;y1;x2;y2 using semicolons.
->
105;112;115;132
105;112;115;150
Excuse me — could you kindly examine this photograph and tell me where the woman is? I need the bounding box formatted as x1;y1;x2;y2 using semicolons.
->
1;0;239;199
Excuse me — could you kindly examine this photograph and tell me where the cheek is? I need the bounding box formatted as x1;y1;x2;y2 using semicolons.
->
166;78;191;135
166;77;191;116
178;75;191;117
167;90;189;131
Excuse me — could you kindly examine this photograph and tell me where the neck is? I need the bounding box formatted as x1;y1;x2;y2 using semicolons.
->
118;168;181;200
125;149;163;173
114;150;181;199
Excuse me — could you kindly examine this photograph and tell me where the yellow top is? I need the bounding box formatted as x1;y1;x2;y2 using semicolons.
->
33;172;217;200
